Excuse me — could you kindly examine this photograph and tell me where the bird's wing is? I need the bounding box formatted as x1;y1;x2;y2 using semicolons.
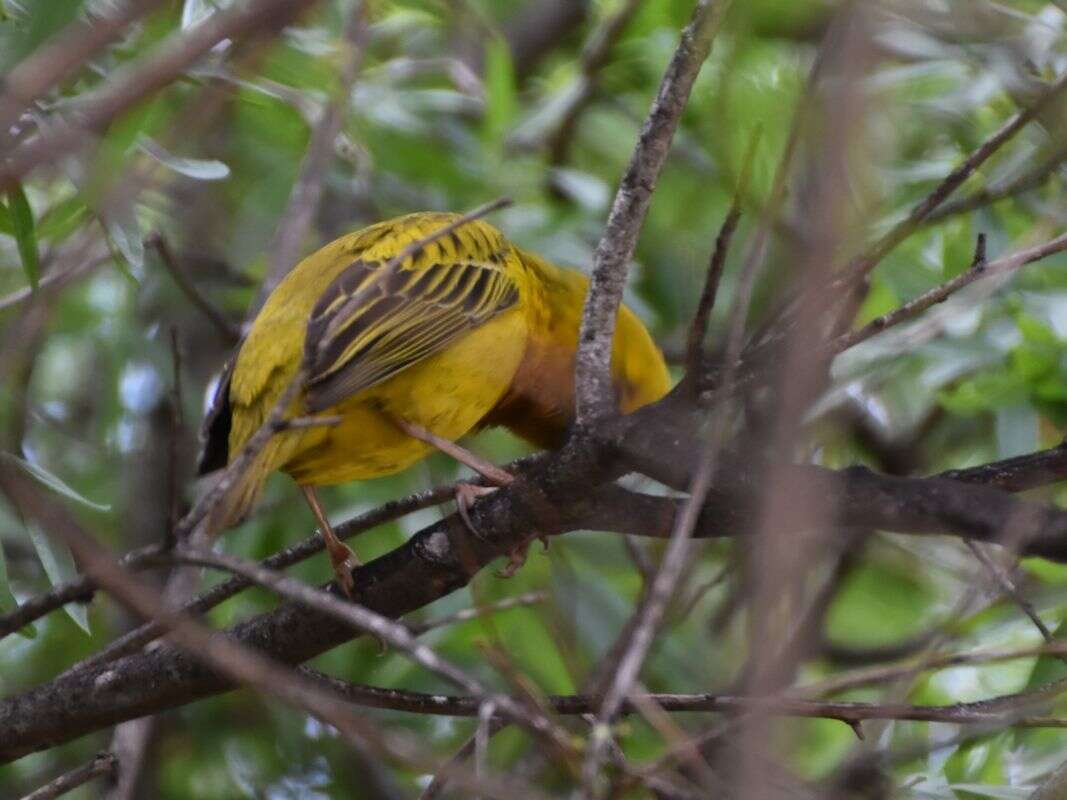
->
303;256;519;412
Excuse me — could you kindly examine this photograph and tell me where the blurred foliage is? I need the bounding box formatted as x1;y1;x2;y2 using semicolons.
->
1;0;1067;797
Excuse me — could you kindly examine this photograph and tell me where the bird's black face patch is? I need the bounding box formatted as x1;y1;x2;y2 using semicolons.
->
197;357;237;475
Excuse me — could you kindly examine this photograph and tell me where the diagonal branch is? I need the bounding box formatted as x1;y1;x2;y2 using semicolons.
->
573;0;730;425
0;0;323;191
17;752;117;800
256;1;368;308
0;0;168;138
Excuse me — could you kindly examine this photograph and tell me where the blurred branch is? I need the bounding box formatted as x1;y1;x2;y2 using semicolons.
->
0;543;163;641
0;458;546;800
145;233;240;345
0;252;110;313
296;670;1067;730
684;129;760;379
926;143;1067;224
17;752;117;800
830;230;1067;355
50;478;463;666
172;546;579;759
538;0;643;166
747;66;1067;368
501;0;589;80
0;0;167;137
258;1;367;308
0;0;324;191
574;0;729;426
1030;757;1067;800
13;401;1067;757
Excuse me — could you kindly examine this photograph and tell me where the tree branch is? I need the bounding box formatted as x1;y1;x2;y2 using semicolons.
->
573;0;729;425
17;752;117;800
257;2;367;306
0;0;323;191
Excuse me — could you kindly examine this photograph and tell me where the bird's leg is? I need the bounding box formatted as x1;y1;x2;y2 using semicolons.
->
392;417;514;485
392;418;544;575
301;485;360;598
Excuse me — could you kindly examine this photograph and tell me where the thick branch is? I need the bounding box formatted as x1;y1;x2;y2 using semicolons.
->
7;434;1067;759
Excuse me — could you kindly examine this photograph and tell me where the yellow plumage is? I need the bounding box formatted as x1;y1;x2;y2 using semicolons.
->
199;212;670;530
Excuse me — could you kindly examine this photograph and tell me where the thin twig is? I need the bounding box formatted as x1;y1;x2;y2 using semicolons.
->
0;0;167;136
297;670;1067;728
258;1;368;306
583;54;757;791
410;591;547;634
539;0;644;166
56;477;466;671
927;143;1067;224
18;752;118;800
0;462;547;800
419;721;507;800
832;230;1067;354
684;127;761;378
0;544;164;640
173;546;579;758
966;539;1063;661
0;0;322;191
574;0;730;425
0;252;110;312
752;67;1067;357
802;641;1067;698
146;233;240;345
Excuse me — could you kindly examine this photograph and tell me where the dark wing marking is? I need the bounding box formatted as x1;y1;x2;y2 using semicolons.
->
303;258;519;412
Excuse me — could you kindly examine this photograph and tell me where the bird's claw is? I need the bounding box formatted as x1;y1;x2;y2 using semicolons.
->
455;483;499;535
328;545;360;599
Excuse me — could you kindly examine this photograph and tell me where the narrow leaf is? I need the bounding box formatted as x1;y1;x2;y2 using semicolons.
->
138;137;230;181
102;204;144;284
6;184;40;291
0;198;12;236
0;453;110;512
0;535;35;639
483;37;518;148
27;524;90;634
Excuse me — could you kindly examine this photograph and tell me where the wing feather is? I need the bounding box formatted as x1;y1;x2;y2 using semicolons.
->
304;257;519;412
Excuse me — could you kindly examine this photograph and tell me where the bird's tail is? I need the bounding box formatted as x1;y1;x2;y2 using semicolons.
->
201;445;278;538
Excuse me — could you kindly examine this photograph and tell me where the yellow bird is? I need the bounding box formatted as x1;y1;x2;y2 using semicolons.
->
198;211;670;591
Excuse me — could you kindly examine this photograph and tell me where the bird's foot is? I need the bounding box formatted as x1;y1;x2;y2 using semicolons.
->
455;482;499;533
497;534;549;578
327;539;361;599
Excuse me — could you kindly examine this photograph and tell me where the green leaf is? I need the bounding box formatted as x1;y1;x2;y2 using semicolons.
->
0;453;110;512
941;215;974;280
482;36;518;149
1024;619;1067;691
0;535;35;639
0;198;12;236
101;206;144;285
6;184;40;291
138;136;231;181
37;195;89;243
27;523;90;635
